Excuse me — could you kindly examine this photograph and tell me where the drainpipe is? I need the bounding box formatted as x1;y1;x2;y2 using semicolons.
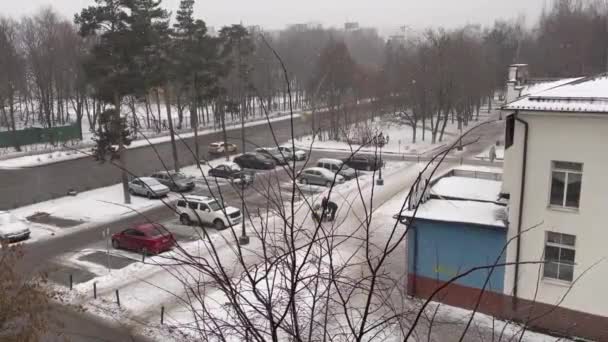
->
513;111;528;307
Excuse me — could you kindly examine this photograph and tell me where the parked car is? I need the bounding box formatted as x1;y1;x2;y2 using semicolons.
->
255;148;288;165
176;195;242;230
297;167;345;187
316;158;357;180
208;142;238;155
208;162;254;185
128;177;170;199
151;171;195;192
342;155;383;171
0;211;30;243
278;146;307;161
234;152;276;170
111;223;175;255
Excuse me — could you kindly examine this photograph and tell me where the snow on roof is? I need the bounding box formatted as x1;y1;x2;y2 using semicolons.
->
431;176;502;203
400;199;507;228
519;78;583;97
504;74;608;113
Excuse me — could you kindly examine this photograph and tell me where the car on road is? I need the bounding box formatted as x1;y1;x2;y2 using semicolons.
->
151;171;195;192
255;148;288;165
316;158;357;180
128;177;170;199
342;155;383;171
0;211;30;243
208;162;254;185
176;195;242;230
297;167;345;187
278;146;307;161
233;152;276;170
208;142;238;155
111;223;175;255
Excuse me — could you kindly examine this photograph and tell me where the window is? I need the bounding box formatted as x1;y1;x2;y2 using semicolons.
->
188;202;199;210
177;200;186;208
543;232;576;282
505;115;515;148
550;161;582;209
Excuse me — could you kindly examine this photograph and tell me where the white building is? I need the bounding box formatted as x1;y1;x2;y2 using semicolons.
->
501;71;608;340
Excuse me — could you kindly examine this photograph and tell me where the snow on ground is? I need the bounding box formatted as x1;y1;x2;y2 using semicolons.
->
294;110;497;156
0;111;302;168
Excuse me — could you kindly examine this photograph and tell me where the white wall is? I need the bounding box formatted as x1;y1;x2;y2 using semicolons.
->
504;111;608;317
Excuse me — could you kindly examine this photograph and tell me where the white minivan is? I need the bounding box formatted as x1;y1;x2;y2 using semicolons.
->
316;158;357;180
176;195;241;230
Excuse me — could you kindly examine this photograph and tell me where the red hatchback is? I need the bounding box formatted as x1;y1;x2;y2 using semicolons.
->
111;223;175;255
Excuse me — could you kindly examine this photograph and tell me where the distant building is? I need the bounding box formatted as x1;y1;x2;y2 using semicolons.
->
344;22;359;31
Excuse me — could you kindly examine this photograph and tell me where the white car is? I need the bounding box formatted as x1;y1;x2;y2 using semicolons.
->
176;195;242;230
128;177;170;199
279;146;307;161
298;167;345;187
0;211;31;242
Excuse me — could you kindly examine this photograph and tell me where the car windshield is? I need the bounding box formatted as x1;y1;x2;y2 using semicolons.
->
171;172;187;180
143;178;162;186
228;164;241;171
146;226;167;236
0;213;17;225
208;200;223;211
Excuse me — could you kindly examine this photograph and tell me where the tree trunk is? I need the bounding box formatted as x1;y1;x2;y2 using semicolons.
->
220;101;230;161
155;88;162;132
115;91;131;205
164;85;180;172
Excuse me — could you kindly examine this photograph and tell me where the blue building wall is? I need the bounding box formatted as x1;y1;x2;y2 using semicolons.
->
407;219;507;293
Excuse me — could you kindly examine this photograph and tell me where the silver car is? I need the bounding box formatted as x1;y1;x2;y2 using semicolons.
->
298;167;345;187
151;171;195;192
129;177;170;199
0;211;30;242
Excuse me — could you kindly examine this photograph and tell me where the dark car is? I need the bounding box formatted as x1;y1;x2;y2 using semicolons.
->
208;162;254;185
234;152;276;170
111;223;175;255
255;148;288;165
342;155;383;171
151;171;195;192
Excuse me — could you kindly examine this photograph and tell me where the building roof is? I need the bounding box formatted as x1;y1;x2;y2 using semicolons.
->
504;74;608;113
431;176;502;203
518;78;583;98
400;199;507;228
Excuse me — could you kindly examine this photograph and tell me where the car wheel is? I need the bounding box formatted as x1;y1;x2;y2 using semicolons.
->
180;214;191;226
325;181;332;188
111;239;120;249
366;165;371;171
129;188;135;195
147;192;153;199
214;219;226;230
300;178;307;185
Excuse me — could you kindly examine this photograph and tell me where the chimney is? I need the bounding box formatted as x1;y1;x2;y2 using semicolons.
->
505;64;529;104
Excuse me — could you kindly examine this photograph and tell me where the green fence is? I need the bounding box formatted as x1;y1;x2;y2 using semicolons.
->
0;123;82;148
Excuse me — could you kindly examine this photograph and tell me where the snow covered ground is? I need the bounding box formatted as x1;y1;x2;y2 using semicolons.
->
294;109;498;156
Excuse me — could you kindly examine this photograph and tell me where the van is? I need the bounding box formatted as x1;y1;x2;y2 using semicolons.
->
316;158;357;180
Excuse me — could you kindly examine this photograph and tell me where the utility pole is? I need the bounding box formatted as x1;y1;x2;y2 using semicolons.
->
237;36;249;246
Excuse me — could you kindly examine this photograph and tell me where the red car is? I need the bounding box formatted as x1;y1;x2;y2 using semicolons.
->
111;223;175;255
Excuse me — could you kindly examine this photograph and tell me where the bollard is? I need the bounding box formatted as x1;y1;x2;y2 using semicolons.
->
69;274;73;290
161;306;165;325
94;282;97;299
142;250;146;263
115;289;121;307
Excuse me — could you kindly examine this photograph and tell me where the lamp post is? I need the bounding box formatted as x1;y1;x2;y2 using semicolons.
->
237;37;249;246
376;132;384;186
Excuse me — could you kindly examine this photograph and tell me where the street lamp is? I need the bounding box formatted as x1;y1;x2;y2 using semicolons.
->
376;133;384;186
237;39;249;246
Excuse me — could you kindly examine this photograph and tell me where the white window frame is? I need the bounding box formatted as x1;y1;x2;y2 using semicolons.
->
549;161;583;210
543;232;576;283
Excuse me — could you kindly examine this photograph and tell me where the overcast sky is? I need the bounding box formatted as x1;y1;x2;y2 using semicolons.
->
1;0;545;33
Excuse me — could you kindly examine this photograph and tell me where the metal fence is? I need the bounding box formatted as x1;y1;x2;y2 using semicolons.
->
0;123;81;148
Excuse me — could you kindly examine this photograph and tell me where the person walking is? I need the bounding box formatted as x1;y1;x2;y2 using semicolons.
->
322;197;338;221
